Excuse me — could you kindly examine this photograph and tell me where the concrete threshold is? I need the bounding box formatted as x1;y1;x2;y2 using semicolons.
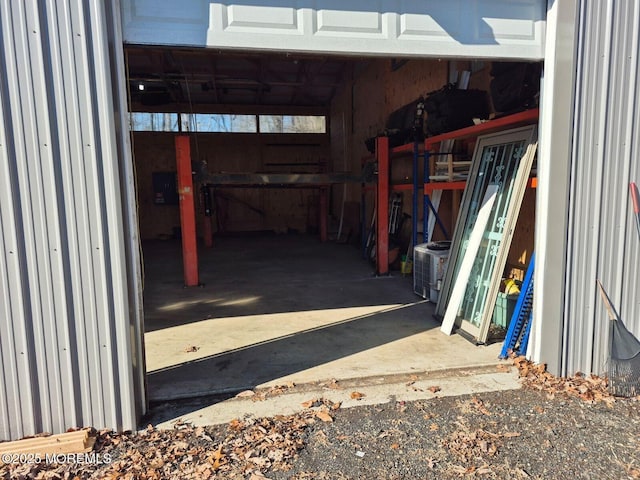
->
148;364;521;429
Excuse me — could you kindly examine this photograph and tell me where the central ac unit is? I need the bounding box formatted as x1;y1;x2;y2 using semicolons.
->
413;241;451;303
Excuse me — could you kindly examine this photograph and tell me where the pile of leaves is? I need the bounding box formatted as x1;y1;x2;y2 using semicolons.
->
511;355;615;404
0;393;354;480
235;382;297;402
443;426;520;462
0;412;317;480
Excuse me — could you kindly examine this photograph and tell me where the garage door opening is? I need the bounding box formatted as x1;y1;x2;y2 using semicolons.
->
124;46;539;414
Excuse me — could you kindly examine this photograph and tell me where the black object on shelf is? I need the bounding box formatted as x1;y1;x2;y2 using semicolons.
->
364;97;426;153
490;62;541;114
424;84;490;136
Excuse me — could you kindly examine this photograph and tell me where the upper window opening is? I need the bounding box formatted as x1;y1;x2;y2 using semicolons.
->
259;115;326;133
180;114;257;133
129;113;326;134
129;112;179;132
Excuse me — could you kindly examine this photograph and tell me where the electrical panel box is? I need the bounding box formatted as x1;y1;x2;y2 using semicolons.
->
152;172;178;205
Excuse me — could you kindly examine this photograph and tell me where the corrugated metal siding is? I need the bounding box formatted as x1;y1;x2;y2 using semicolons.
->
563;0;640;376
0;0;144;440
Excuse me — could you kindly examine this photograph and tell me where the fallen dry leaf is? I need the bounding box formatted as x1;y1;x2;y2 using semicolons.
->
315;411;333;423
258;383;296;401
471;396;491;415
350;391;365;400
390;443;400;450
301;399;316;409
322;378;341;390
211;444;225;470
184;345;199;352
228;419;244;430
405;381;423;392
429;423;439;431
149;456;164;469
236;390;256;398
428;385;441;394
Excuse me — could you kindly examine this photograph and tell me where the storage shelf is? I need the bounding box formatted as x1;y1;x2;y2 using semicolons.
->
425;108;539;147
424;181;467;193
390;143;418;155
366;108;540;276
424;177;538;194
435;161;471;167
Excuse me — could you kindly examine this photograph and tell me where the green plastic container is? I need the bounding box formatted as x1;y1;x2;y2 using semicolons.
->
492;292;519;328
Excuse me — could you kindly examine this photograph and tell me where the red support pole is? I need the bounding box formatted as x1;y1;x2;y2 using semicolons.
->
376;136;389;275
319;187;328;242
175;135;199;286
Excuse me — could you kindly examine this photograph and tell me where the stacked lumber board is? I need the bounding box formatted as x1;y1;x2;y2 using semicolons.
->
0;429;95;461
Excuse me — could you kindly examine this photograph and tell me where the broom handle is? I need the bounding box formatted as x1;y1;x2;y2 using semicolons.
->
597;280;618;321
631;182;640;213
630;182;640;239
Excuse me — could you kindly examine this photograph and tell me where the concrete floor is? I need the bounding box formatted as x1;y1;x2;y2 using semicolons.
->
143;233;506;410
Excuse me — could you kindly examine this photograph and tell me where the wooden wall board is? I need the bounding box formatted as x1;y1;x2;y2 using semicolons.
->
133;132;329;239
331;58;448;251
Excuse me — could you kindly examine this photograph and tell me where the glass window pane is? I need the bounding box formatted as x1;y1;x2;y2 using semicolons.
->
457;141;526;329
180;114;257;132
259;115;326;133
129;112;179;132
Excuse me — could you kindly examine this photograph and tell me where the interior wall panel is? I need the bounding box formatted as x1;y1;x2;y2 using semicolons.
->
133;132;329;239
0;0;144;440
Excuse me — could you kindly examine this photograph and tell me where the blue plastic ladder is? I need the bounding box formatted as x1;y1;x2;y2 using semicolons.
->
499;252;535;359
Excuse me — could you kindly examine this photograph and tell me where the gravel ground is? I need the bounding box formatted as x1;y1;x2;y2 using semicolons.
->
270;389;640;480
2;364;640;480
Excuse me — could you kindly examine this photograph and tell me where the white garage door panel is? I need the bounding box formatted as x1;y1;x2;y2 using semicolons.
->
480;1;539;40
316;10;383;35
224;5;301;32
122;0;545;60
123;0;210;45
398;0;461;39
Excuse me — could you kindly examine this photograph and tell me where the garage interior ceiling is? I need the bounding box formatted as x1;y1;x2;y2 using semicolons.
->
126;46;351;110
